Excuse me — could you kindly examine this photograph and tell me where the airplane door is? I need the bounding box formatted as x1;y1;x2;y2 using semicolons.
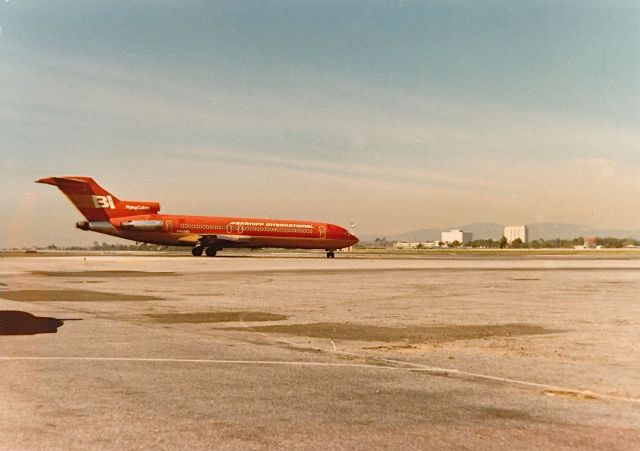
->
165;219;173;232
226;223;243;234
319;225;326;239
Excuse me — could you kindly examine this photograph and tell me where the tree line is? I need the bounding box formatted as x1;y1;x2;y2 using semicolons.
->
362;237;640;249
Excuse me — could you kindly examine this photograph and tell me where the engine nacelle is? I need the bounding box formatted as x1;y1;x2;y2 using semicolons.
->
76;221;116;232
119;220;164;231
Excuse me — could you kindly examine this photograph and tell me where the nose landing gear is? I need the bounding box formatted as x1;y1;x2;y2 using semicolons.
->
326;251;335;258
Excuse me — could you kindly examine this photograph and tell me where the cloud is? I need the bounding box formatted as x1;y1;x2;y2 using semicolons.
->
4;45;638;173
573;158;617;178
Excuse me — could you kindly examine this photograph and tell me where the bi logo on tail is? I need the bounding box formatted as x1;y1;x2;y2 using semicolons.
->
92;195;116;209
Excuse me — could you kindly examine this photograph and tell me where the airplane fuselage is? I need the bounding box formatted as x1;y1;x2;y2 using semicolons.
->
77;213;358;250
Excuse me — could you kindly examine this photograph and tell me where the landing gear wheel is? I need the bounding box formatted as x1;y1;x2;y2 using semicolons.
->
205;247;218;257
191;246;204;257
326;251;335;258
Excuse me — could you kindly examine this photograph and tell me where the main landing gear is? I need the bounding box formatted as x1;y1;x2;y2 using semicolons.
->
326;251;335;258
192;246;218;257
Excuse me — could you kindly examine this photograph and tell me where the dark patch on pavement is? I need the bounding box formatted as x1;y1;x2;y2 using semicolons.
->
0;289;162;302
146;311;287;323
472;406;535;421
0;310;76;335
32;270;176;277
364;344;416;350
224;322;553;343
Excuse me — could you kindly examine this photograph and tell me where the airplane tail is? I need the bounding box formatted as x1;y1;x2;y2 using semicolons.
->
36;176;160;221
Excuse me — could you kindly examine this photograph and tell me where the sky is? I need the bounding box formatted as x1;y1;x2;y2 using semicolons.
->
1;1;639;247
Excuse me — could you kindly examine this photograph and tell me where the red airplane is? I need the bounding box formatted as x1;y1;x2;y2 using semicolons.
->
36;176;358;257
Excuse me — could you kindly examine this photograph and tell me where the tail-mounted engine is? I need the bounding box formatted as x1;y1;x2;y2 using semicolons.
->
119;220;164;231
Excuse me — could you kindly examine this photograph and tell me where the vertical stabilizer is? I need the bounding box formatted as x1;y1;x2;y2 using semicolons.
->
36;177;160;220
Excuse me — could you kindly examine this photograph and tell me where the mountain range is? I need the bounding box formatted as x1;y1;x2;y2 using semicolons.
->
362;223;640;242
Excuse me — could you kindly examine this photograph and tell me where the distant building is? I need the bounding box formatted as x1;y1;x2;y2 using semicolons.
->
584;236;597;249
395;241;440;249
441;229;472;244
395;241;418;249
504;225;528;243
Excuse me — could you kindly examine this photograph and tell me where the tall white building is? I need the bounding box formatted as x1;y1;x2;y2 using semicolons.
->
504;225;529;243
441;229;472;244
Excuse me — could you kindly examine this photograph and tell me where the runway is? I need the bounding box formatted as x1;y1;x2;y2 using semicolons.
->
1;254;639;449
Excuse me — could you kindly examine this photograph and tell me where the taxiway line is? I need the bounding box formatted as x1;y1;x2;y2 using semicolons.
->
3;355;636;405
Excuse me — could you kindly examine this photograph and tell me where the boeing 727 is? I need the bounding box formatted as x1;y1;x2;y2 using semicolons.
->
36;177;359;257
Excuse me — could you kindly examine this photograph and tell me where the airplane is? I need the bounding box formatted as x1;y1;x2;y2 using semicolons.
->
36;176;359;258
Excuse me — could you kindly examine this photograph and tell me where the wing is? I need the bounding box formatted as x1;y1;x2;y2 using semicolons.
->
175;233;253;246
199;234;253;246
207;234;252;243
